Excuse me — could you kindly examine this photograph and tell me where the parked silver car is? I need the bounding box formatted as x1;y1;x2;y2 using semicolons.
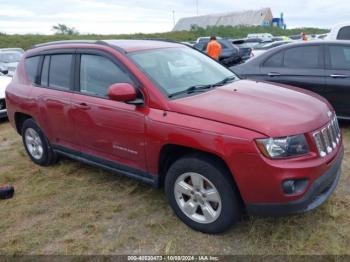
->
0;48;24;76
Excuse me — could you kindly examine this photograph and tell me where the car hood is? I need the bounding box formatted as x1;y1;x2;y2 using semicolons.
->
168;80;332;137
0;75;12;98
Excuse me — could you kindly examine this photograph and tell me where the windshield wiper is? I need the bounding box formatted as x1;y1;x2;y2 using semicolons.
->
168;76;236;98
168;84;214;98
212;75;236;87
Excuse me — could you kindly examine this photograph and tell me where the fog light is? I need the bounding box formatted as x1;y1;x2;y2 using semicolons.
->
282;179;308;195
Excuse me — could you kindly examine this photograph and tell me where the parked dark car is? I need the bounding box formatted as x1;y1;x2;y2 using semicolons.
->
232;41;350;119
193;39;242;66
233;38;266;48
289;35;302;40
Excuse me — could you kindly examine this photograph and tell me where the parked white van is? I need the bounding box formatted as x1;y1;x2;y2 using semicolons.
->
326;22;350;40
247;33;273;40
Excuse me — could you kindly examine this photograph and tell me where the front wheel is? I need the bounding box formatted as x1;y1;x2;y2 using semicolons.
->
165;154;242;234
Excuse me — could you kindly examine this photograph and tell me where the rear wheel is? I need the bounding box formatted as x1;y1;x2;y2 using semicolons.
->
165;154;242;234
22;119;57;166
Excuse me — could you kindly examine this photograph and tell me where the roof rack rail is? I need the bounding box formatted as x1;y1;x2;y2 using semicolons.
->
31;39;128;54
33;40;103;48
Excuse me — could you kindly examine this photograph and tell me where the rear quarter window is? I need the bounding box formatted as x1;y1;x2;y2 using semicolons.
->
25;56;40;83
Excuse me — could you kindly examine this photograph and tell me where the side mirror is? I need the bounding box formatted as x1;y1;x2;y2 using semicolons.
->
107;83;143;105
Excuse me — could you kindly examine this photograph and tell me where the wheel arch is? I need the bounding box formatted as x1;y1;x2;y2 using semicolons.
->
14;112;33;134
158;144;243;203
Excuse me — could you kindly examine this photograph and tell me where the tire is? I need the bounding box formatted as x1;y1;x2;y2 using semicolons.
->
165;154;242;234
0;185;14;200
21;118;58;166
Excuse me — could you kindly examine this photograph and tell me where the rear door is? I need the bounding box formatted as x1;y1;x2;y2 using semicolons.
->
324;44;350;118
31;52;76;150
260;45;327;94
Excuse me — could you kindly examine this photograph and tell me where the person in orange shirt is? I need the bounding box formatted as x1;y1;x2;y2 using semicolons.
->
206;36;222;60
301;32;308;41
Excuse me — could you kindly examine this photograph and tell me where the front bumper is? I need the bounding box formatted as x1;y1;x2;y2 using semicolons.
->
246;146;344;216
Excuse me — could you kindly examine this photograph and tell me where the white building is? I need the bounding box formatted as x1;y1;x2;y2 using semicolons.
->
173;8;273;31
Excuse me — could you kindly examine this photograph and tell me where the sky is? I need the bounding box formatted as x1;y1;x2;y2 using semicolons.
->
0;0;349;35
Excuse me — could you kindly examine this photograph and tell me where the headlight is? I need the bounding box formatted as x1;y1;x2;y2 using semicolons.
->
256;135;309;159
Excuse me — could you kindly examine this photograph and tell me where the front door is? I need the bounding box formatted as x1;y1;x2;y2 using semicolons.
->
70;52;148;172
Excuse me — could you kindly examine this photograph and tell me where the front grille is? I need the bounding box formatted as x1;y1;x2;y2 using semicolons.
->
0;99;6;110
313;116;341;157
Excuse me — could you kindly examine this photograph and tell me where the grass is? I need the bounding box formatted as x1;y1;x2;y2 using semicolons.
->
0;119;349;255
0;25;329;50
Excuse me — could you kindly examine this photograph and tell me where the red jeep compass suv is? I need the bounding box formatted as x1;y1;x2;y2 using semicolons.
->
5;40;344;234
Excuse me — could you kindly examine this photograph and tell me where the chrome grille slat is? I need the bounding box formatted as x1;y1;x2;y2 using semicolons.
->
331;119;338;143
327;124;335;149
321;127;332;153
313;116;341;157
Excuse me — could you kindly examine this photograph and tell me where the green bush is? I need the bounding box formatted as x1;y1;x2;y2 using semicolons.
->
0;26;329;50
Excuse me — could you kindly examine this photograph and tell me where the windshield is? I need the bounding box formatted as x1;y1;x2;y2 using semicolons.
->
129;47;237;98
0;52;22;63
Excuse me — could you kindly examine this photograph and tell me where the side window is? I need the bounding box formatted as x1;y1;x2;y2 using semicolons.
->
194;43;205;51
337;26;350;40
40;56;50;87
329;45;350;70
263;51;283;67
49;54;73;90
80;54;132;97
284;46;320;69
25;56;40;83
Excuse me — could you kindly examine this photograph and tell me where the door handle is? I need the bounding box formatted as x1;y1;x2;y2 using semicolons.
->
268;72;281;77
330;74;347;78
75;102;91;110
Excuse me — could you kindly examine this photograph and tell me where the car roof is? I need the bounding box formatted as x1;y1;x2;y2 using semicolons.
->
240;40;350;66
32;39;184;54
269;40;350;48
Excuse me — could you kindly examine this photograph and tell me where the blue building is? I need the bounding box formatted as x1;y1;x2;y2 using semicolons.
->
272;13;287;29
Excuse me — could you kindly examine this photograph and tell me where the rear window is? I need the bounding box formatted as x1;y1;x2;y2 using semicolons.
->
284;46;321;69
337;26;350;40
48;55;73;90
25;56;40;83
218;41;230;49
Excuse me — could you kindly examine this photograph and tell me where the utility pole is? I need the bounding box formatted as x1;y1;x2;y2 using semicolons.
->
172;10;176;27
